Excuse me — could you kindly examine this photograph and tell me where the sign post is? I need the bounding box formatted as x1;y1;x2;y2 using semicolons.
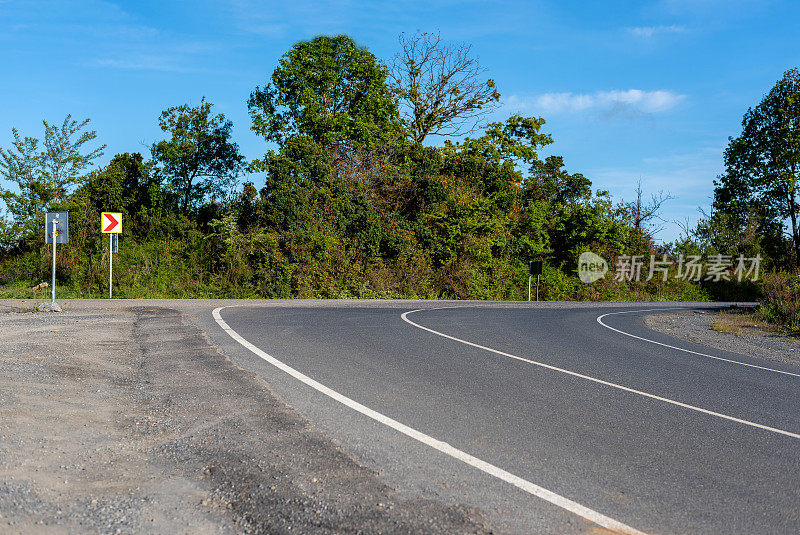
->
51;219;56;304
101;212;122;298
529;260;543;302
44;212;69;311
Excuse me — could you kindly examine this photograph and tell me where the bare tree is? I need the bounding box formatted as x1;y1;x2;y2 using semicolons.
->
388;31;501;144
626;179;674;235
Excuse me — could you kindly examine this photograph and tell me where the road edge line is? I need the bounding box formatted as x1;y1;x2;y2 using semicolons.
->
211;306;647;535
596;308;800;378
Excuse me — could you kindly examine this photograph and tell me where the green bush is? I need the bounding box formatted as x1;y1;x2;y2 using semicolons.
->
756;272;800;332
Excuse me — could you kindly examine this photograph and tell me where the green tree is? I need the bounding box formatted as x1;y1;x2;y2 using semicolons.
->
255;135;333;231
549;192;631;267
151;97;246;212
525;155;591;208
79;153;175;240
459;115;553;172
248;35;401;152
714;68;800;266
0;115;105;246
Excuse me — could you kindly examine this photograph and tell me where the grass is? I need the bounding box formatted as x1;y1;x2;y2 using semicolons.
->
710;306;800;346
712;308;774;335
0;282;94;300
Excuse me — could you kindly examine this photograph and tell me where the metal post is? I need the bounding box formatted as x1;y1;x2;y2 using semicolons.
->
528;275;531;301
51;219;56;305
536;274;540;302
109;233;113;299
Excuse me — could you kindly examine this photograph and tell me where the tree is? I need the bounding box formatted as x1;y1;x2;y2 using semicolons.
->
458;115;553;173
713;68;800;266
248;35;401;152
625;179;673;235
525;155;592;208
151;97;246;212
549;192;632;266
0;115;105;245
255;135;333;231
79;153;173;240
388;31;501;144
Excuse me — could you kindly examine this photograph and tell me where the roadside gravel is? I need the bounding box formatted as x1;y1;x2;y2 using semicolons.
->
0;302;492;534
644;309;800;367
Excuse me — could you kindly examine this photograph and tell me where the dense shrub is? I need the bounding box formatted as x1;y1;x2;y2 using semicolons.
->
756;272;800;332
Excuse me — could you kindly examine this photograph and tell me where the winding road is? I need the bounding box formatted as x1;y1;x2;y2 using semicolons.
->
209;302;800;534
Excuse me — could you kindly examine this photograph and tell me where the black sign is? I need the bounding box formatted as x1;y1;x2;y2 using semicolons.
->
529;260;543;276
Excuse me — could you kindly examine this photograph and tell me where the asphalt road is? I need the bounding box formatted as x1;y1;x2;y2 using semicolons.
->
211;303;800;534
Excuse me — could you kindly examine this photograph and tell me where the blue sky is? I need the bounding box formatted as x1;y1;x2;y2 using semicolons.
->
1;0;798;241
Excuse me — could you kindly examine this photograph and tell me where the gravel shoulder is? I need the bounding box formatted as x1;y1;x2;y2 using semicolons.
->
644;309;800;367
0;302;491;534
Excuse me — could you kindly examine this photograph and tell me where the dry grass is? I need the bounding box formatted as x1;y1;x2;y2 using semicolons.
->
712;307;786;337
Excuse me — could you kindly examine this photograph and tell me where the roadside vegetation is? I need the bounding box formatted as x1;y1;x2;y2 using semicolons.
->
0;34;797;309
753;273;800;334
711;307;783;337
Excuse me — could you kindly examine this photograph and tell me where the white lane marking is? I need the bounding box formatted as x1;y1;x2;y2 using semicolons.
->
212;306;647;535
401;308;800;440
596;308;800;379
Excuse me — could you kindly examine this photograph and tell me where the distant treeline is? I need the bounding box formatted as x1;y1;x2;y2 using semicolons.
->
0;34;797;304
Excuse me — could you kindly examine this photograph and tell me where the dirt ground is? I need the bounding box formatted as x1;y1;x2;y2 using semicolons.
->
0;302;491;534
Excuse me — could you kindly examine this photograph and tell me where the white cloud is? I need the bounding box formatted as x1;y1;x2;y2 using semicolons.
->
533;92;595;113
627;25;687;38
598;90;685;113
90;55;191;72
506;90;686;117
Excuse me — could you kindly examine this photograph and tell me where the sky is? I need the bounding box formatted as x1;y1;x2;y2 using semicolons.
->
1;0;798;242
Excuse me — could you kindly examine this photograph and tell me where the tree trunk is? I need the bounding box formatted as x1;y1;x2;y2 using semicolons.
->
183;178;193;212
789;189;800;267
789;160;800;268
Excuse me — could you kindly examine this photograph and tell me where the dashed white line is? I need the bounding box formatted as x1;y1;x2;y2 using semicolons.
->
596;308;800;378
401;308;800;440
212;306;647;535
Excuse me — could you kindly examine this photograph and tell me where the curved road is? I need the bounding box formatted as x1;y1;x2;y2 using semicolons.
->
211;303;800;534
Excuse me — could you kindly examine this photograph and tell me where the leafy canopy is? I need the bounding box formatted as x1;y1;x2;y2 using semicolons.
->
713;68;800;265
0;115;104;246
248;35;402;151
77;153;176;240
151;97;246;212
